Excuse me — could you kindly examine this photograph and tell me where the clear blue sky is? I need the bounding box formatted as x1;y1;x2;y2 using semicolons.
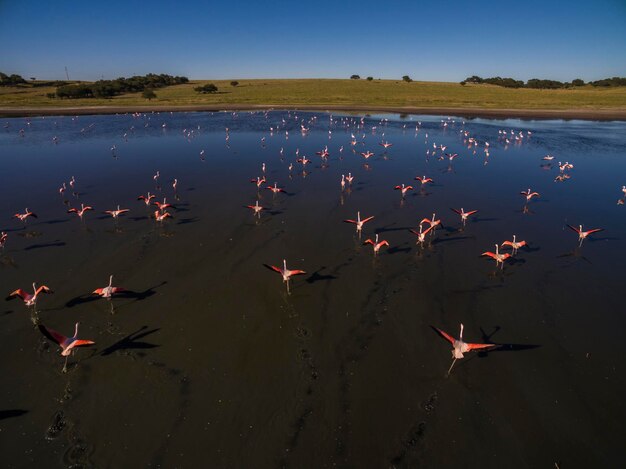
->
1;0;625;82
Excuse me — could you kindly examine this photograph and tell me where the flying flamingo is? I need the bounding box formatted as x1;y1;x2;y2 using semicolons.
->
154;210;172;222
360;151;374;159
38;322;95;372
93;275;126;298
363;234;389;255
103;205;130;219
138;192;156;206
245;200;265;217
450;208;478;225
379;141;393;149
409;224;434;246
394;184;413;198
153;198;174;211
414;175;434;186
501;235;527;255
481;244;512;269
420;213;442;231
520;188;540;202
296;156;310;166
345;173;354;185
0;232;7;249
7;282;53;308
13;208;37;222
267;259;306;293
435;323;497;375
567;224;604;246
267;182;285;194
251;176;266;189
67;203;94;219
343;211;375;235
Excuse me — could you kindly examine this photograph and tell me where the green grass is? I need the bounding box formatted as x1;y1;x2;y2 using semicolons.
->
2;79;626;110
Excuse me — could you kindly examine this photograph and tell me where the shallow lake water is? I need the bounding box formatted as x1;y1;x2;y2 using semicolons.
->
1;111;625;468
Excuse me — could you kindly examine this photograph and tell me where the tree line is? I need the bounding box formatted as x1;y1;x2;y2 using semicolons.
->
462;75;626;89
52;74;189;99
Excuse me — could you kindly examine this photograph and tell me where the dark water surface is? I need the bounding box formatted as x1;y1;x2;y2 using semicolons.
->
1;111;625;468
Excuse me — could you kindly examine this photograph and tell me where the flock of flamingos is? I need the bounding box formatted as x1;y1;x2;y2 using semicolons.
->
2;111;622;375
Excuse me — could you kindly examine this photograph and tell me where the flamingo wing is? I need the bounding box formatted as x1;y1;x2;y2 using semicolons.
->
361;216;375;224
450;208;462;215
566;224;581;234
586;228;604;235
7;289;27;300
266;264;283;274
38;324;67;346
36;286;53;295
72;339;96;347
481;252;497;260
343;219;357;224
92;288;105;296
434;327;456;345
466;210;478;216
110;287;126;294
467;342;497;351
289;270;306;276
363;239;374;245
420;218;431;225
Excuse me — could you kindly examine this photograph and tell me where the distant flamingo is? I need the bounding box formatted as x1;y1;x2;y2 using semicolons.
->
13;208;37;222
481;244;512;269
420;213;442;231
379;141;393;149
567;224;604;246
394;184;413;198
153;171;160;182
153;198;175;211
360;151;374;159
93;275;126;298
7;282;53;308
138;192;156;206
67;203;94;219
501;235;527;255
245;200;265;217
296;156;310;166
267;182;285;194
59;183;67;195
344;211;375;235
621;185;626;196
450;208;478;225
154;210;172;222
172;178;178;191
435;323;497;375
69;176;76;188
414;175;433;186
520;188;540;202
38;322;95;372
0;231;7;249
340;175;346;190
103;205;130;219
345;173;354;185
267;259;306;293
251;176;266;188
363;234;389;255
542;155;554;161
409;224;434;246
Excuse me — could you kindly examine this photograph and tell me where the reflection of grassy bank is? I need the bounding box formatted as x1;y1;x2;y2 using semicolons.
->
2;79;626;110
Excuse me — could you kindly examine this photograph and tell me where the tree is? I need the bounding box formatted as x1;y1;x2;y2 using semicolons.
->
230;81;239;87
402;75;412;82
142;88;157;100
572;78;585;86
460;81;466;86
194;83;218;93
366;76;373;81
350;75;360;80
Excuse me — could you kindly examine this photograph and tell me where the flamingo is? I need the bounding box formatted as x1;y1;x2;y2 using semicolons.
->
567;224;604;246
7;282;53;308
296;156;310;166
59;183;67;195
363;234;389;255
520;188;540;202
13;208;37;222
360;151;374;159
542;155;554;161
450;208;478;225
622;185;626;197
409;224;434;246
245;200;264;217
251;176;266;188
153;171;160;182
379;141;393;149
435;324;497;375
138;192;156;206
67;203;94;219
103;205;130;219
267;259;306;293
172;178;178;191
394;184;413;198
69;176;76;188
345;173;354;185
501;235;527;255
420;213;442;231
0;231;7;249
481;244;512;269
266;182;285;194
343;211;375;235
93;275;126;298
154;210;172;222
153;198;174;211
414;175;433;186
340;175;346;190
38;322;95;372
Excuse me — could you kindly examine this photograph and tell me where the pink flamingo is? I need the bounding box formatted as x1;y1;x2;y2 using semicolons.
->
38;322;95;372
501;235;526;255
266;182;285;194
520;188;540;202
414;175;433;186
0;231;7;249
7;282;53;308
59;183;67;195
567;224;604;246
138;192;156;206
13;208;37;222
340;175;346;190
363;234;389;255
435;323;497;375
154;210;172;222
344;211;375;235
93;275;126;298
245;200;264;217
394;184;413;198
251;176;266;188
153;198;174;211
379;141;393;149
267;259;306;293
103;205;130;219
296;156;310;166
67;203;94;219
172;178;178;191
360;151;374;159
345;173;354;185
409;224;434;246
451;208;478;225
481;244;511;269
420;213;442;231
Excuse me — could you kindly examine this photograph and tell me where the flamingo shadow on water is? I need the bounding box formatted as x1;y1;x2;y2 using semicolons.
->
0;409;28;421
304;268;338;284
99;326;160;357
24;241;66;251
65;281;166;307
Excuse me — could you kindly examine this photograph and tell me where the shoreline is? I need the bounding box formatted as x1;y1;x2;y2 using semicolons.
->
1;104;626;120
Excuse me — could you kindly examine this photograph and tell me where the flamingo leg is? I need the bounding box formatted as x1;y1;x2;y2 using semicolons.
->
62;356;68;374
447;358;458;376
